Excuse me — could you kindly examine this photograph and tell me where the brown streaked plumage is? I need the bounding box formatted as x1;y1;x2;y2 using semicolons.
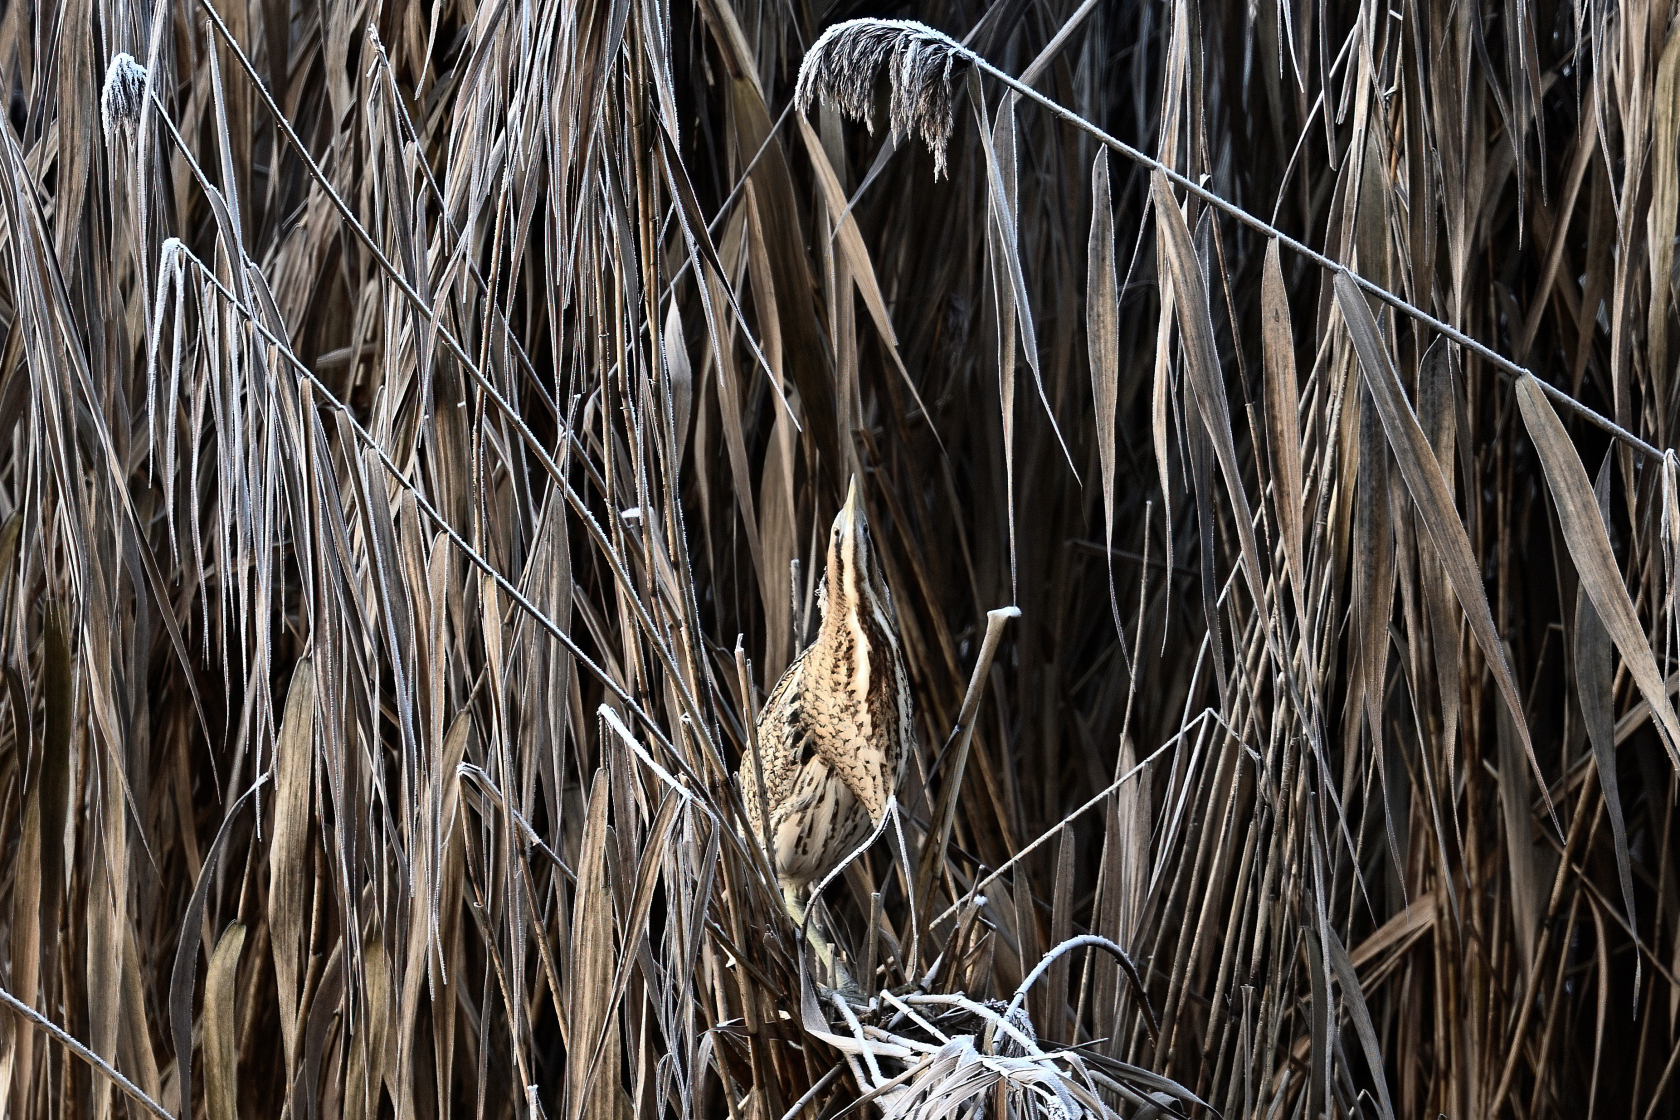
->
743;477;914;922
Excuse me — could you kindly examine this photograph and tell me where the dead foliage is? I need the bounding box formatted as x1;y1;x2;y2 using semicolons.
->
0;0;1678;1117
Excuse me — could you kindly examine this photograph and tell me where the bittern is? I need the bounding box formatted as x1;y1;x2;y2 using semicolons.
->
742;477;914;977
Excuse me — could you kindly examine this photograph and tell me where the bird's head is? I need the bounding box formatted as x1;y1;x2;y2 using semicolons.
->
821;476;889;625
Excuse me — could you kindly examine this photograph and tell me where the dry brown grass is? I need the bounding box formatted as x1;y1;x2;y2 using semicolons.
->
0;0;1676;1117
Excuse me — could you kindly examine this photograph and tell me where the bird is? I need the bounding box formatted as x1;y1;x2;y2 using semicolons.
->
741;476;914;977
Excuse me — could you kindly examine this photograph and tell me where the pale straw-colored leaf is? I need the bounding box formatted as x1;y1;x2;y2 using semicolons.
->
203;923;246;1120
1517;375;1680;763
1336;275;1550;816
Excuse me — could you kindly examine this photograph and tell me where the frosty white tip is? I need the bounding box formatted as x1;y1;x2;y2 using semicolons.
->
101;53;149;141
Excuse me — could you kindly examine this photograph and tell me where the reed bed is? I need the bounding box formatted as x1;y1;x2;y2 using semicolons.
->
0;0;1676;1117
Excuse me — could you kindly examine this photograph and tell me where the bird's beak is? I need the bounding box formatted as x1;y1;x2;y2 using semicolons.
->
841;475;861;533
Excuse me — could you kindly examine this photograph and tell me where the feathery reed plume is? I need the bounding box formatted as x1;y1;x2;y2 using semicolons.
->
100;52;147;140
795;19;967;178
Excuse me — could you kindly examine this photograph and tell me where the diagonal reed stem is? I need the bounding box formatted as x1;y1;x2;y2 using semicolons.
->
803;18;1665;463
0;983;174;1120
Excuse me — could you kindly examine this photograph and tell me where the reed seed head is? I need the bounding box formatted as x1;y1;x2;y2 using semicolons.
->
101;52;148;141
795;19;968;178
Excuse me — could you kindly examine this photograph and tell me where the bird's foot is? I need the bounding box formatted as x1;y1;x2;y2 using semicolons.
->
829;966;866;1005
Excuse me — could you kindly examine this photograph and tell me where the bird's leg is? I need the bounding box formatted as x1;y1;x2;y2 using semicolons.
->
780;880;808;926
781;881;858;996
780;880;835;970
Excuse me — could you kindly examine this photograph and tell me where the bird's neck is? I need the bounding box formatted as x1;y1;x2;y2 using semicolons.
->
819;558;851;632
815;598;852;649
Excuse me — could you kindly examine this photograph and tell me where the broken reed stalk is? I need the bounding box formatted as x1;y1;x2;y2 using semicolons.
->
913;605;1019;944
